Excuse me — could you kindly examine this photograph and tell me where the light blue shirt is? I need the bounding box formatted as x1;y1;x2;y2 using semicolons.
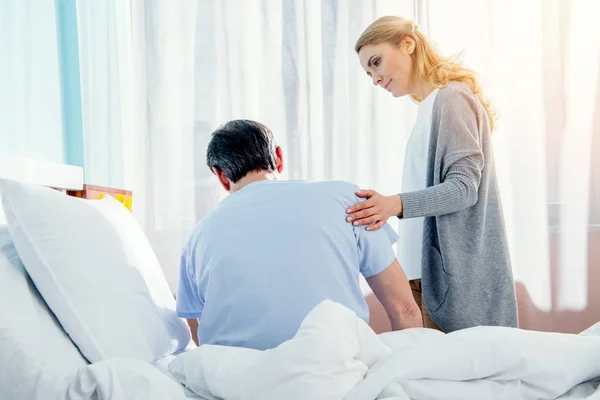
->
176;180;398;350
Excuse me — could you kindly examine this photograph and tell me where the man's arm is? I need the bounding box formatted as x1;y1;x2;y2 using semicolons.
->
186;318;200;346
177;247;204;345
366;259;423;330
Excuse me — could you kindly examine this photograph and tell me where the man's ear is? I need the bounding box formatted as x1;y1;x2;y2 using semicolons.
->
213;167;232;192
275;146;284;174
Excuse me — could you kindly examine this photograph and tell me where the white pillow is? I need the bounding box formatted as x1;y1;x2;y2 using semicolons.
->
0;179;190;363
169;300;391;400
0;226;88;400
89;195;192;347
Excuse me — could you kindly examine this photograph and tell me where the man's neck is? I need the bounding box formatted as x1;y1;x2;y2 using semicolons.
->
231;171;276;192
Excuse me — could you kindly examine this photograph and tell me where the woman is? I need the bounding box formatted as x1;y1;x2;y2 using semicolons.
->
347;16;518;332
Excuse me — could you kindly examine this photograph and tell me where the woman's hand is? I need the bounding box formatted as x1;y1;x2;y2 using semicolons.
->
346;190;403;231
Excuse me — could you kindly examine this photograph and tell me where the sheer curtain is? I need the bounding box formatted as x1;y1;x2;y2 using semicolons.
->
117;0;600;332
76;0;133;188
128;0;418;289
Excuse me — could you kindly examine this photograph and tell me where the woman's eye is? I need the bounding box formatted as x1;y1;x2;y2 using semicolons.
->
373;58;380;67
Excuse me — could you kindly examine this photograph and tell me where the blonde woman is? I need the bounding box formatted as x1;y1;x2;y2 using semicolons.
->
346;16;518;332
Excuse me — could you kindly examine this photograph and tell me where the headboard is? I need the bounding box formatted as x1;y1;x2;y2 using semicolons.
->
0;156;132;208
0;156;84;191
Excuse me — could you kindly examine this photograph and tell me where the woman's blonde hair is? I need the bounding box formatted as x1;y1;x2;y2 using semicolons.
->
355;16;496;131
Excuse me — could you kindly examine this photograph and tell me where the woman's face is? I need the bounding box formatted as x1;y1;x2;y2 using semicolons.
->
358;41;415;98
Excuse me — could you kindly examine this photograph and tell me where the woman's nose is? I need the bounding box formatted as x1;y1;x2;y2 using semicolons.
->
372;75;382;86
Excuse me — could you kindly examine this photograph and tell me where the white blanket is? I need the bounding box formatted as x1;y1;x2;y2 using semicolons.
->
62;358;192;400
169;300;600;400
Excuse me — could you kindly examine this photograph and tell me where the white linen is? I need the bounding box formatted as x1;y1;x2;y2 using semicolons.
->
0;226;88;400
0;197;5;224
169;300;390;400
0;179;190;363
346;327;600;400
171;300;600;400
65;358;191;400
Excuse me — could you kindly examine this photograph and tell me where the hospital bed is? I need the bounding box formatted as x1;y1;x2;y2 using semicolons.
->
0;158;199;399
1;158;600;400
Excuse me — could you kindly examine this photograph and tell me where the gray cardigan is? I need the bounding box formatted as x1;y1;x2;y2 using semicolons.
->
400;82;518;332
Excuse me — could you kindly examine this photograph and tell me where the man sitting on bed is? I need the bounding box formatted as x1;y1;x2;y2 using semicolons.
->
176;119;422;350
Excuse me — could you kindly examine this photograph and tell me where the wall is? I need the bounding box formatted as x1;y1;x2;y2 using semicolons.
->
515;232;600;333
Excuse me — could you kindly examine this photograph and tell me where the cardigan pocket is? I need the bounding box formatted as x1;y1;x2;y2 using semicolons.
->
422;245;451;312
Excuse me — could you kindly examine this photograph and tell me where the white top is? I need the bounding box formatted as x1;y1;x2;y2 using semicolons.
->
397;89;439;281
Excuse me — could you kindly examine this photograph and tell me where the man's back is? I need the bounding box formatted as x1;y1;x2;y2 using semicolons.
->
176;180;398;350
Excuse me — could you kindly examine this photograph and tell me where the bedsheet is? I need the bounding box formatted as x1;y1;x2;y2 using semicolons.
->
63;358;192;400
169;300;600;400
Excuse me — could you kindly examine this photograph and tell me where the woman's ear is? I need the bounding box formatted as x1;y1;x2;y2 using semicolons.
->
403;37;416;55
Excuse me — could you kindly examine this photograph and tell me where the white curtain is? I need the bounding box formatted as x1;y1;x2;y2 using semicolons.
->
90;0;600;332
76;0;132;188
0;0;65;163
126;0;418;289
422;0;600;331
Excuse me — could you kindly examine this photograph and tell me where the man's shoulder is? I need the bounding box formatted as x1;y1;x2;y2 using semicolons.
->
306;180;360;196
289;180;360;210
187;179;361;233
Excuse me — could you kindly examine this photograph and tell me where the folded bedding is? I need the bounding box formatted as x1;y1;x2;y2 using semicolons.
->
169;300;600;400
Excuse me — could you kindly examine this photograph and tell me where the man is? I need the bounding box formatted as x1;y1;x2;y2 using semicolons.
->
176;119;422;350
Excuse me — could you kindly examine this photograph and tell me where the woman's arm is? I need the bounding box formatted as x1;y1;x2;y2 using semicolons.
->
400;154;482;218
347;87;485;227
